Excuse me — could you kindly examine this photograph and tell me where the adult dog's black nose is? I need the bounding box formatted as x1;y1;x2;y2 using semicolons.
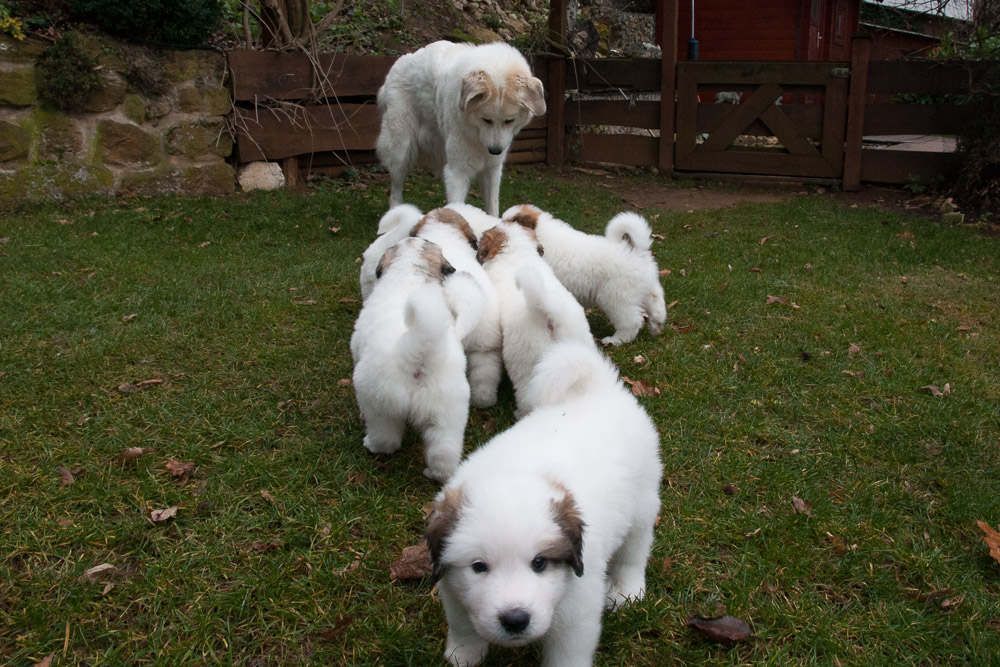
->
488;146;503;156
499;608;531;634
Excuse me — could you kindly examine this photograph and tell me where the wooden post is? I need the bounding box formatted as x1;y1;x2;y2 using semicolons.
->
843;34;871;192
546;0;567;166
658;0;679;176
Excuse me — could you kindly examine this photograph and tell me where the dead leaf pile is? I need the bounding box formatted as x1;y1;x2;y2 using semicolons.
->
622;376;661;397
766;295;800;309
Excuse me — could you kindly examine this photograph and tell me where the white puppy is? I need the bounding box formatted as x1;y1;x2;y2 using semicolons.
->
476;221;593;416
426;340;662;667
360;204;425;301
376;40;546;216
350;237;483;483
411;208;503;408
502;204;668;346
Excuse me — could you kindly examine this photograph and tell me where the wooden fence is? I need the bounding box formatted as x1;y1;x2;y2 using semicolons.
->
227;38;985;189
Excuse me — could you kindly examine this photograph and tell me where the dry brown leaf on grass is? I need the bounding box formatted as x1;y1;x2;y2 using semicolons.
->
977;520;1000;565
122;313;138;323
759;235;774;245
791;496;813;516
922;383;952;397
82;563;115;583
121;446;154;461
118;378;164;393
686;615;752;643
34;655;54;667
59;466;81;486
765;295;800;309
150;506;178;523
621;376;661;397
390;541;433;582
848;343;861;356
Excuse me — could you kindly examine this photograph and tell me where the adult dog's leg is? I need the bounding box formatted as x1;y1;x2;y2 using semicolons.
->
479;162;503;217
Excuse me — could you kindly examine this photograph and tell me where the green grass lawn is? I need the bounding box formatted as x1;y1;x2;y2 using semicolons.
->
2;166;999;665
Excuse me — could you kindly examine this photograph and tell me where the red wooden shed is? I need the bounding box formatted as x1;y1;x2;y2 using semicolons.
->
656;0;861;61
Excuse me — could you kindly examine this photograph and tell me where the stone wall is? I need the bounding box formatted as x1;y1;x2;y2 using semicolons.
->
0;34;234;205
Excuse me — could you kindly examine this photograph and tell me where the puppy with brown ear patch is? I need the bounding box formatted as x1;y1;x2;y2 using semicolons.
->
376;40;546;216
411;208;503;408
426;339;662;667
350;237;484;483
477;221;594;417
502;204;668;346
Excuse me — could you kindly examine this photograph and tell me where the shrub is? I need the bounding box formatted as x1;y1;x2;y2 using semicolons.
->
35;31;99;112
69;0;222;46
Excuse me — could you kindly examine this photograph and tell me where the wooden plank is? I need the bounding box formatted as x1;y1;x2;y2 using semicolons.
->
300;150;378;169
843;35;871;192
547;4;568;166
566;59;663;92
235;102;380;162
860;149;957;185
758;104;823;157
229;51;395;102
702;84;783;151
697;103;824;137
513;128;548;141
866;60;979;95
676;150;838;178
821;74;849;177
674;64;699;161
508;148;547;165
510;137;548;152
659;0;678;175
569;133;659;166
677;61;848;85
862;103;970;136
566;100;660;128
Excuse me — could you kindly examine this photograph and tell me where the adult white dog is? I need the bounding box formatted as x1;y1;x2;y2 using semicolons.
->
376;40;546;217
350;237;483;483
410;208;503;408
426;339;662;667
476;221;593;416
502;204;668;346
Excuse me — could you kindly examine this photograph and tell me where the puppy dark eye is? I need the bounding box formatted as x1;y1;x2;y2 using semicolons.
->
472;561;489;574
504;118;514;126
482;118;493;125
530;556;548;573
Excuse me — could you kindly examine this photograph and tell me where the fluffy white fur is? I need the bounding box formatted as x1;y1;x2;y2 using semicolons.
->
476;221;593;416
376;40;546;216
350;237;483;483
502;204;668;346
411;208;503;408
426;340;663;667
360;204;425;301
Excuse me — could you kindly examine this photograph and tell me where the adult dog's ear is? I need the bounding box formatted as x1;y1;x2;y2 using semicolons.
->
519;76;546;117
375;245;398;280
550;489;585;577
425;486;464;583
461;71;493;111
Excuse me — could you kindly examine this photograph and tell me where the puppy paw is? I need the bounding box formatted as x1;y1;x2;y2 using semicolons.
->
470;388;498;408
363;435;401;455
445;638;489;666
605;586;645;611
600;335;625;347
424;464;455;484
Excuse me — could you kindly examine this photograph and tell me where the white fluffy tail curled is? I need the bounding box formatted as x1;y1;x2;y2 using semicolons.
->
605;212;653;252
397;286;454;374
521;340;621;409
443;271;486;341
377;203;423;235
515;263;592;341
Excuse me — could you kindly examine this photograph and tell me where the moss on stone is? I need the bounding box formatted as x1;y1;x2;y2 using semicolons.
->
121;94;148;124
166;120;232;158
84;71;128;113
33;109;84;160
177;87;232;116
0;67;38;107
97;120;161;166
0;35;48;63
0;121;30;162
0;161;114;202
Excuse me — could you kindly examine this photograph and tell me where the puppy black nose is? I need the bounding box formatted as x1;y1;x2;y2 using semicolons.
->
488;146;503;156
499;608;531;634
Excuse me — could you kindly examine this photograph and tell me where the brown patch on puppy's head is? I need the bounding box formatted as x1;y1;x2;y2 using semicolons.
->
430;208;479;250
419;240;456;282
509;71;546;117
477;226;508;264
461;70;497;111
425;486;465;582
547;481;585;577
504;205;540;231
374;244;399;280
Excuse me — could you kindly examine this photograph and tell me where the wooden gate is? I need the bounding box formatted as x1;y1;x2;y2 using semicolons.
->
674;61;849;179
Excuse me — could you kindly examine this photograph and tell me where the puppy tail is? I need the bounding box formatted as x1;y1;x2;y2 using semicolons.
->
515;263;590;341
443;271;486;341
378;203;424;236
605;212;653;252
398;286;454;370
522;340;620;408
